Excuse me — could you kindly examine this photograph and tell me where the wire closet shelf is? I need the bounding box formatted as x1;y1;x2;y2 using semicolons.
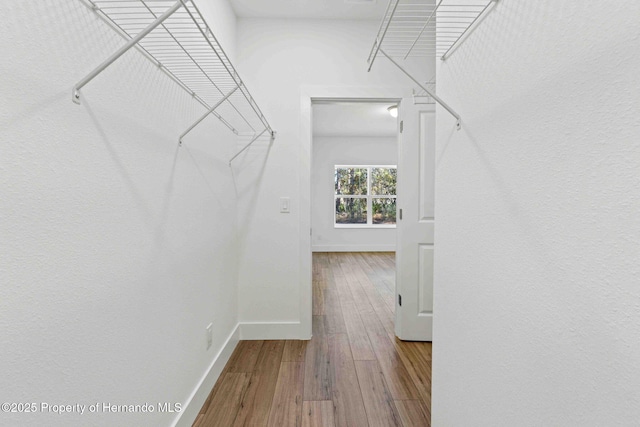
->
74;0;275;156
367;0;498;129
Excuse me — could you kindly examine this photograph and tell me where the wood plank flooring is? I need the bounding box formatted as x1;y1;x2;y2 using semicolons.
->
194;252;431;427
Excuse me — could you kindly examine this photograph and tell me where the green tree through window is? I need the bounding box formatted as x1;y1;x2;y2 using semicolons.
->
334;166;396;226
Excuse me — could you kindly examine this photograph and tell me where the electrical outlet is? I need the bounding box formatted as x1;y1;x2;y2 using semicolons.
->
206;323;213;350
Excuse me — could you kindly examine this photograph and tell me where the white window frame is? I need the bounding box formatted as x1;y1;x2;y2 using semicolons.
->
334;165;397;229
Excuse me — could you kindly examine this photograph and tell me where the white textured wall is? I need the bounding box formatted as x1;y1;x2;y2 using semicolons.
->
312;136;397;252
0;1;239;426
234;18;427;336
432;1;640;425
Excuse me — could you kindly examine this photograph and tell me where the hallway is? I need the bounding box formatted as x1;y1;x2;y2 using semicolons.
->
194;253;431;426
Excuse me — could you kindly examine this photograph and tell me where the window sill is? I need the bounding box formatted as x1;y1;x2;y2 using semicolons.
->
334;224;397;229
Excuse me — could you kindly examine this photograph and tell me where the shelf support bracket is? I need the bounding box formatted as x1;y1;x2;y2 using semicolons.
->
72;0;187;104
179;85;239;146
379;48;462;130
228;128;269;165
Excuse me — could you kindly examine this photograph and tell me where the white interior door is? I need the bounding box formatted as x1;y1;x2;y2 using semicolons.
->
395;100;435;341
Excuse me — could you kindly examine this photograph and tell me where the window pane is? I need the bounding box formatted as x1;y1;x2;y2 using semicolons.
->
371;168;397;195
335;167;368;195
372;198;396;224
335;197;367;224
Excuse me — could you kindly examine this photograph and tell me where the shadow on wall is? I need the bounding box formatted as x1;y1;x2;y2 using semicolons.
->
230;135;275;236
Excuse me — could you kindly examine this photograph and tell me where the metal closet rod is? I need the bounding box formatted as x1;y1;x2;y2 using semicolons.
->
73;0;275;145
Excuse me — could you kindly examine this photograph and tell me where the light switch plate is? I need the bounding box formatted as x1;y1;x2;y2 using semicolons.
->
280;197;290;213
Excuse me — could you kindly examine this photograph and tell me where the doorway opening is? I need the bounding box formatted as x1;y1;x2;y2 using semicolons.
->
308;99;431;422
306;95;436;343
309;98;400;334
311;100;400;253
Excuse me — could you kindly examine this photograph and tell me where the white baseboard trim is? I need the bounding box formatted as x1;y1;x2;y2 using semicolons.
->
172;323;240;427
312;244;395;252
239;321;304;340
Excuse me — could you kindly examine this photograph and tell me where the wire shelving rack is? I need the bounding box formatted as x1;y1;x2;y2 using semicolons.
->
368;0;498;129
74;0;275;159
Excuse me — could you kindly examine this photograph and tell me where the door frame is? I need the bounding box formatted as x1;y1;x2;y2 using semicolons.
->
299;85;414;338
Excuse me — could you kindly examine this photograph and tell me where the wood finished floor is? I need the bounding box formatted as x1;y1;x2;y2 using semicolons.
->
194;252;431;427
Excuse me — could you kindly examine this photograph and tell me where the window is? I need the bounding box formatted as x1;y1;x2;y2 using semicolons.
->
334;165;397;227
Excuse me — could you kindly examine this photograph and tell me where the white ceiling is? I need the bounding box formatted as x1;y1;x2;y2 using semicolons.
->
228;0;388;20
313;102;398;137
